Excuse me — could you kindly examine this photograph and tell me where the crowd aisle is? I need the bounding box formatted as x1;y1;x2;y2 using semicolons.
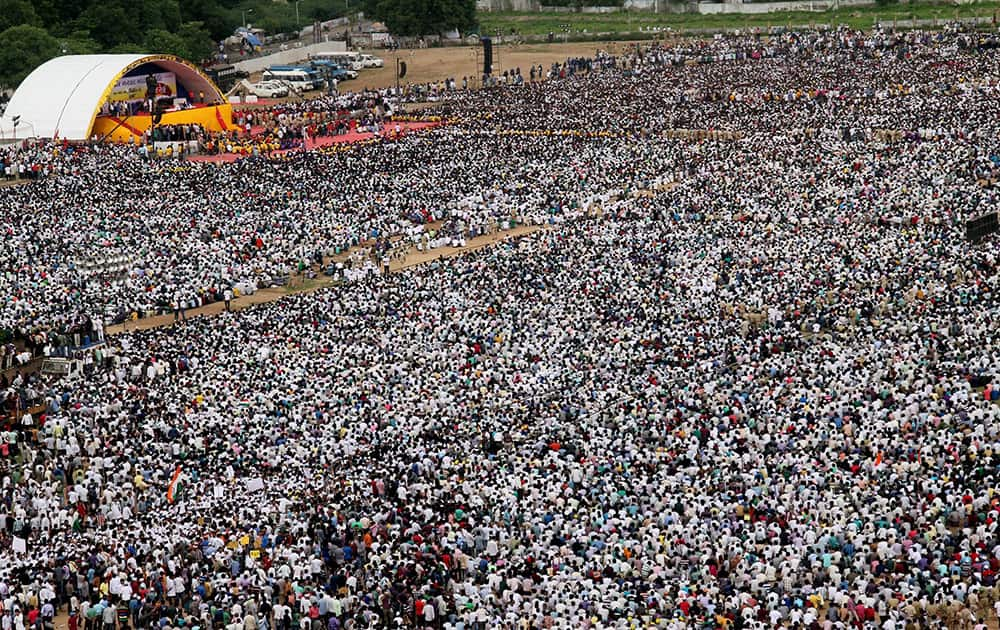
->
2;24;1000;630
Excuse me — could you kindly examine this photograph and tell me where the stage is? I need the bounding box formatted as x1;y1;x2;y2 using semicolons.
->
92;103;234;143
186;121;440;163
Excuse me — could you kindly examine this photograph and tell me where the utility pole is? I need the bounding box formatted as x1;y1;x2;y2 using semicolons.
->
395;55;402;113
473;47;479;89
495;28;502;76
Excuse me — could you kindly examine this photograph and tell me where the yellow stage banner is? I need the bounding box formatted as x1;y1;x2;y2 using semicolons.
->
110;72;177;104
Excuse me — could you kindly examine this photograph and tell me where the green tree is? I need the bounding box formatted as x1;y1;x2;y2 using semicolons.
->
62;35;101;55
0;24;61;89
135;22;213;61
50;0;90;25
306;3;331;22
179;0;234;41
177;21;216;62
77;3;141;49
0;0;374;68
30;0;60;27
136;0;182;33
443;0;477;35
143;28;189;58
106;42;146;54
374;0;476;37
0;0;41;32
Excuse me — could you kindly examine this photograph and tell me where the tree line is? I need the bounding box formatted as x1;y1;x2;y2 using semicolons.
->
0;0;477;91
0;0;333;89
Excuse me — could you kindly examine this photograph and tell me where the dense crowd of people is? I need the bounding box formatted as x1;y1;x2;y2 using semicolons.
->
2;23;1000;630
0;112;676;341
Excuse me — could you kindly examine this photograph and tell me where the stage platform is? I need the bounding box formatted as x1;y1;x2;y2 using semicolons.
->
186;121;440;163
92;103;233;143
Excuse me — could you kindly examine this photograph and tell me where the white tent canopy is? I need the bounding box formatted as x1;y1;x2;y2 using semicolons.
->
0;54;223;141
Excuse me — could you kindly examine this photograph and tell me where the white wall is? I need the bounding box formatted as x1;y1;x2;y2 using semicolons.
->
233;41;348;74
695;0;872;14
477;0;540;11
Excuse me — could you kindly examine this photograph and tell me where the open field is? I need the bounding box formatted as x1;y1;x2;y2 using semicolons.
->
341;41;626;89
478;2;1000;34
249;2;1000;96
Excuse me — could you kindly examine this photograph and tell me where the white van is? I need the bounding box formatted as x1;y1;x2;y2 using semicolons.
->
249;81;289;98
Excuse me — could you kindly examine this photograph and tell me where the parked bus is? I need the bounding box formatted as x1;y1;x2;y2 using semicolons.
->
261;66;325;91
308;52;364;71
308;59;358;80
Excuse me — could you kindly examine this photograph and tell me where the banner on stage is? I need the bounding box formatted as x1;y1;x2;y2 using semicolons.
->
110;72;177;104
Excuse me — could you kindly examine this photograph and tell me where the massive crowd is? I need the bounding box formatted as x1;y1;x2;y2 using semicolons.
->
2;23;1000;630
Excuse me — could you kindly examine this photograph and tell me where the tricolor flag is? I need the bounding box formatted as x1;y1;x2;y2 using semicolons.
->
167;466;183;503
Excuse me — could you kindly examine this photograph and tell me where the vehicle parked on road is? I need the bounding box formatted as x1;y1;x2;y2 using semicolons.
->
308;52;364;71
261;66;325;91
255;81;289;97
309;59;358;80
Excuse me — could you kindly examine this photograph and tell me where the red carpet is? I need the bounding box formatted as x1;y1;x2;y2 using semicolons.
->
188;121;439;163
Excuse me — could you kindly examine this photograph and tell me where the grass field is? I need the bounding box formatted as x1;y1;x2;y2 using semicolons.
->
478;2;1000;35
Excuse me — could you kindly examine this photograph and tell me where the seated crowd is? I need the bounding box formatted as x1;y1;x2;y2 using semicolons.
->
1;24;1000;630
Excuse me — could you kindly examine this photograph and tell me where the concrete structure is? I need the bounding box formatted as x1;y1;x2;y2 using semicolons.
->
477;0;540;11
232;41;347;74
694;0;871;14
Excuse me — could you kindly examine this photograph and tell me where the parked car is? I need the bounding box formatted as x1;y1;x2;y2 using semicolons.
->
309;60;358;80
260;81;290;97
247;81;287;98
360;54;384;68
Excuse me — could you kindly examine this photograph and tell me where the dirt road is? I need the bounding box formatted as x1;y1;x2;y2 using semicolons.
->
247;41;636;95
105;224;542;336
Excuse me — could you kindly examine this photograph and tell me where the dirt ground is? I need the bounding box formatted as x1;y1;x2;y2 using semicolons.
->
248;41;634;95
355;41;626;89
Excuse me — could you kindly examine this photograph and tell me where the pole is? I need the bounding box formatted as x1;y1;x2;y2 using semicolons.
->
295;1;300;27
495;29;501;76
395;55;401;114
